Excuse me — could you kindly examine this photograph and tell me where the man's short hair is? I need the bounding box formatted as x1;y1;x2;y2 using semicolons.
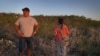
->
22;7;30;12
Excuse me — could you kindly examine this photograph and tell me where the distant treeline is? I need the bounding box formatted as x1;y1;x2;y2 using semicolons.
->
0;13;100;28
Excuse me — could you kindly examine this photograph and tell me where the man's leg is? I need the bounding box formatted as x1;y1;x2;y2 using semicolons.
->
19;38;25;56
19;52;24;56
27;48;31;56
26;38;32;56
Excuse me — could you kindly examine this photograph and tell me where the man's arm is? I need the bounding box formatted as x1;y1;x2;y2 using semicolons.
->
34;24;39;33
32;24;39;36
14;24;23;37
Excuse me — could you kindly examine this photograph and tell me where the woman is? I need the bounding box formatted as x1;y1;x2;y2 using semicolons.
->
54;17;70;56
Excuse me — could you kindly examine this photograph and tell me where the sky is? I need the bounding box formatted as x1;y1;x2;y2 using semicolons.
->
0;0;100;20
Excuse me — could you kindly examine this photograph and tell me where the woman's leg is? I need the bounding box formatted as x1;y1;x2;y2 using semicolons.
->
61;36;69;56
56;41;62;56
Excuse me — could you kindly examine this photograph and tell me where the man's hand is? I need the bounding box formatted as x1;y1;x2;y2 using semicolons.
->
17;30;24;37
31;31;37;37
31;24;39;37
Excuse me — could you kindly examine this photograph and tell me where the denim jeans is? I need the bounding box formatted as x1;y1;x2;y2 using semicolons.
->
56;36;69;56
19;37;33;52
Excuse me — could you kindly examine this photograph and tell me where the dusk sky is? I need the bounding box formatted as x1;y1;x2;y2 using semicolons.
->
0;0;100;20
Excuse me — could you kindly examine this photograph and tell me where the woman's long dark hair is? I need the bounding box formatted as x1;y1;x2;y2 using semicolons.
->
58;17;64;29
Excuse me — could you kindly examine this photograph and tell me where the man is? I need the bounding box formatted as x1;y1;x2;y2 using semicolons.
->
15;7;39;56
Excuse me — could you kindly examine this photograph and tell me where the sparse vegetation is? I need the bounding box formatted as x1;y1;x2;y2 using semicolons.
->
0;13;100;56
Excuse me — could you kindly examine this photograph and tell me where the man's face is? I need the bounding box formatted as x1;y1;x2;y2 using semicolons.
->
23;10;30;17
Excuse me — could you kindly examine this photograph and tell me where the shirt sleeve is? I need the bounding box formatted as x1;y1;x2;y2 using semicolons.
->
15;18;20;26
33;18;38;26
65;25;70;35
